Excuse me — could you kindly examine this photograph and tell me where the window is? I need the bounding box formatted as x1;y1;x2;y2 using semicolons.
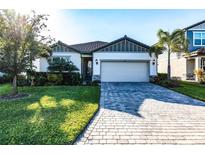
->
193;32;205;46
51;56;71;63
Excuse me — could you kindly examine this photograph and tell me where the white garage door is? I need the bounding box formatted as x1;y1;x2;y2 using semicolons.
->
101;61;149;82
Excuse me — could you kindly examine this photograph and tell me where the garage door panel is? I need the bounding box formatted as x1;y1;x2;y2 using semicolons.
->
101;61;149;82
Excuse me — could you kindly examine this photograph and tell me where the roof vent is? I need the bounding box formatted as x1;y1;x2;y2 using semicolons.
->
124;35;127;38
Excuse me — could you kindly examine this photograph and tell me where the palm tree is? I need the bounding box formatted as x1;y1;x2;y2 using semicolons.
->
150;44;164;58
152;29;188;80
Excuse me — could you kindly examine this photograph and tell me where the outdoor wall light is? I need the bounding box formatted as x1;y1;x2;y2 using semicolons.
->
152;59;156;65
95;59;98;65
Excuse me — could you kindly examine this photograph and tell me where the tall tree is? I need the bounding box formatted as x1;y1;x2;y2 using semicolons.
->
152;29;188;80
0;10;53;94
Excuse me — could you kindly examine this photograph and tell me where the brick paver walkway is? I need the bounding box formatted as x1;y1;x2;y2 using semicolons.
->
76;82;205;144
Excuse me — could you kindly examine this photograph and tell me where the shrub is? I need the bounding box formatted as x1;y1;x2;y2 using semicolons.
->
33;72;47;86
17;75;30;86
150;76;161;83
151;73;180;88
47;73;63;85
0;74;13;84
48;59;79;73
158;73;168;80
159;79;180;88
150;73;168;84
14;72;82;86
35;75;47;86
194;69;205;83
62;72;81;85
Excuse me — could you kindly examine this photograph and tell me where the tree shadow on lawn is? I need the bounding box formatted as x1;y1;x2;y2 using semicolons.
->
0;86;99;145
101;82;205;118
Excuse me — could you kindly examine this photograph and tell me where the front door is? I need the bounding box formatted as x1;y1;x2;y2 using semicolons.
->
82;57;92;82
86;60;92;80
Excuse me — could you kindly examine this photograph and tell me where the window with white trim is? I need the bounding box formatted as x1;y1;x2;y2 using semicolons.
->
193;32;205;46
49;56;71;63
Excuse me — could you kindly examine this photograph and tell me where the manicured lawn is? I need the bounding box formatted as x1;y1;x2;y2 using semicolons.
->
0;85;100;144
0;84;12;96
171;81;205;102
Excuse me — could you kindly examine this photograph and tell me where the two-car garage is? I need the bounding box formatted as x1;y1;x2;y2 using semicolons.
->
92;36;157;82
101;61;149;82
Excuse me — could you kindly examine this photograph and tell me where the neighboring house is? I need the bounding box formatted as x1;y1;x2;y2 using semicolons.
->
158;20;205;81
34;35;157;82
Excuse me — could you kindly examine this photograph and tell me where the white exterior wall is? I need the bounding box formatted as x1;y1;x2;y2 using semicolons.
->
33;58;50;72
33;58;40;72
39;58;49;72
93;52;157;77
33;51;81;73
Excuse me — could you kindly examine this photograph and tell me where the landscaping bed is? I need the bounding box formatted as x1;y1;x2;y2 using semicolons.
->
0;84;100;144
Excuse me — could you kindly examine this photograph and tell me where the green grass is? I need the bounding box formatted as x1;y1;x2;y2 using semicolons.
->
171;81;205;101
0;85;100;144
0;84;12;96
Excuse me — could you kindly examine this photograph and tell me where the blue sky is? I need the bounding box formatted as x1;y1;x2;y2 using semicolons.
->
48;10;205;45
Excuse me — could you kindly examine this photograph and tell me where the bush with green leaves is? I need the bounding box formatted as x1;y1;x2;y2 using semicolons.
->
23;72;82;86
35;75;47;86
150;73;168;83
159;79;180;88
47;73;63;85
0;74;13;84
17;75;30;87
151;73;180;88
194;69;205;84
62;72;81;85
48;58;79;73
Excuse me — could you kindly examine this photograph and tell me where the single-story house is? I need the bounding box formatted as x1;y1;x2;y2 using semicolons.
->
34;35;157;82
158;20;205;81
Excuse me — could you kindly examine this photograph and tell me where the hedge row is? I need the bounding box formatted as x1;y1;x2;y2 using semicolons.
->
17;72;82;86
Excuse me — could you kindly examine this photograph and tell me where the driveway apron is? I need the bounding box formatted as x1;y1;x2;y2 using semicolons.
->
76;82;205;144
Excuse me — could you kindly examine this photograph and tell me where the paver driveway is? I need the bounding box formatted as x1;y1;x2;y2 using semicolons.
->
76;82;205;144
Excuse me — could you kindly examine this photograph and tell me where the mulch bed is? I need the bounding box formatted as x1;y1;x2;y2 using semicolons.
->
0;93;30;100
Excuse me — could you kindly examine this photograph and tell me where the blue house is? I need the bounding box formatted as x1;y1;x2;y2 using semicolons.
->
185;20;205;52
158;20;205;81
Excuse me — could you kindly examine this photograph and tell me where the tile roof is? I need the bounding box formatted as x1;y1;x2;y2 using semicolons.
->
70;41;108;53
55;35;150;53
